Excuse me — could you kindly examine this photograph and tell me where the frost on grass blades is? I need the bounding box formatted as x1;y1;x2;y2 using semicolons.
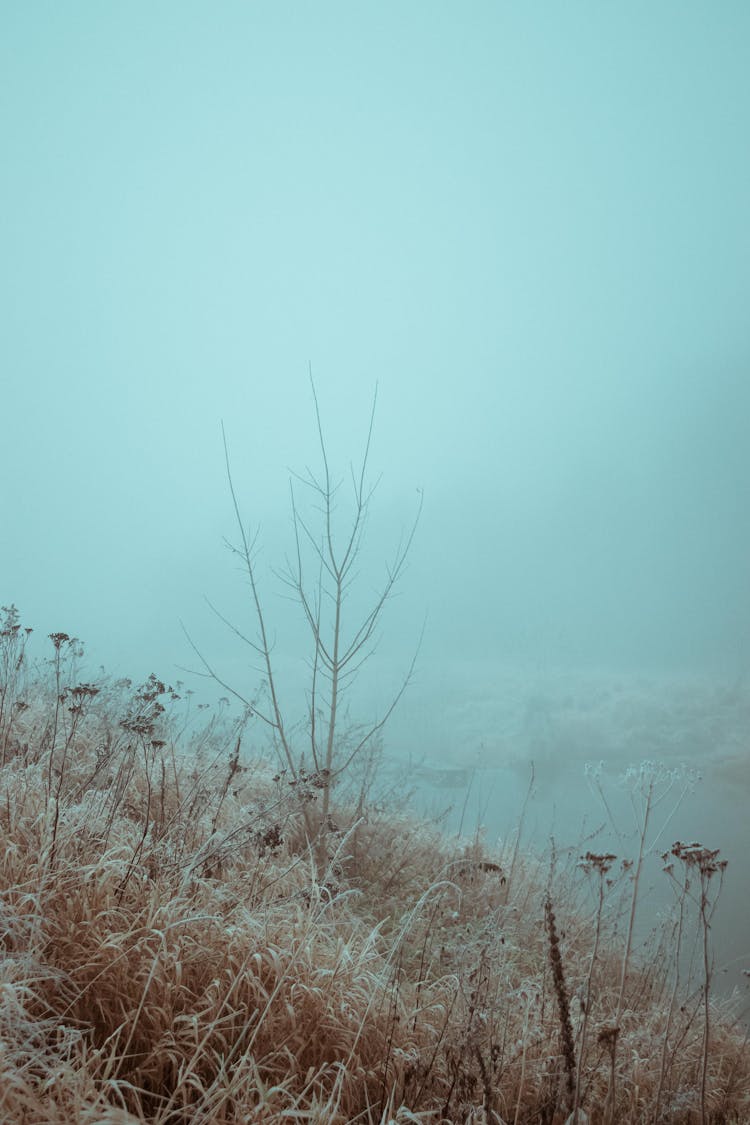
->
0;605;749;1122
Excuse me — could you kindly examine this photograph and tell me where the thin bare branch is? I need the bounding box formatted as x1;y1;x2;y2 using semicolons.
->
308;560;324;773
203;596;264;657
178;621;282;725
356;381;378;503
221;423;297;779
331;616;425;782
308;368;336;576
289;487;337;582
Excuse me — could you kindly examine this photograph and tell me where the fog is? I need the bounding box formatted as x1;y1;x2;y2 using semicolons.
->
3;5;749;989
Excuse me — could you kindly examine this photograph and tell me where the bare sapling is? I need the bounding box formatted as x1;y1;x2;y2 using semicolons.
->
185;373;422;865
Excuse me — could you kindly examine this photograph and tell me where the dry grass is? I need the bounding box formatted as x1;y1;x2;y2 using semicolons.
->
0;608;748;1123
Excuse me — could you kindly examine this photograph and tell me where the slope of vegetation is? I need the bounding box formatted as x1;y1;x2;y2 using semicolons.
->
0;607;748;1124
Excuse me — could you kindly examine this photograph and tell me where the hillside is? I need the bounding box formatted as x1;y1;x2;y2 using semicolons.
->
0;609;748;1124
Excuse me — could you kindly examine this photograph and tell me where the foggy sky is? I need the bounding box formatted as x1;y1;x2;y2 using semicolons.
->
3;2;750;697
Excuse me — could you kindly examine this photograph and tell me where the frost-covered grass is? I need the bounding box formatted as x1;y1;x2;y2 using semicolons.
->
1;608;748;1123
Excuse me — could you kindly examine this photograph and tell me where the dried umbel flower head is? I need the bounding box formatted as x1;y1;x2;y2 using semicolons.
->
578;851;617;877
597;1024;620;1053
667;842;728;878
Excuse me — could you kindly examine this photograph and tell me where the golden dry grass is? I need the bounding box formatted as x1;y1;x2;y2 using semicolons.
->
0;618;748;1123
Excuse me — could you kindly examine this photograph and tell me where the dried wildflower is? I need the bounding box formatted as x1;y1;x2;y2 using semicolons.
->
670;841;728;877
70;683;99;699
578;851;617;876
597;1024;620;1052
544;894;576;1109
